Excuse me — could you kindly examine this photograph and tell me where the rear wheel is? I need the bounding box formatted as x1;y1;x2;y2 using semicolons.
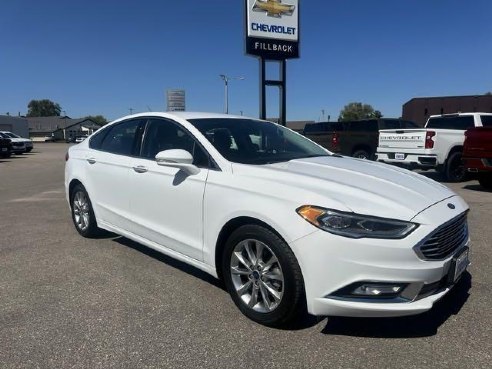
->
222;225;305;326
478;176;492;191
70;184;99;237
445;151;467;182
352;149;371;160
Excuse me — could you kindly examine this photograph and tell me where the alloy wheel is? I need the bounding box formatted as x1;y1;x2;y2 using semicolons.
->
230;239;284;313
73;191;90;232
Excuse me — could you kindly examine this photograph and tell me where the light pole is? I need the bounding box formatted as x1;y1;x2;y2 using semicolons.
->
219;75;244;114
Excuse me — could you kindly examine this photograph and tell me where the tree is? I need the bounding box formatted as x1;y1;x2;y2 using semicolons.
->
338;102;383;121
27;99;62;117
83;115;109;125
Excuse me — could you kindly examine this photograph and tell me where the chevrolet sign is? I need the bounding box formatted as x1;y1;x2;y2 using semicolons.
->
245;0;299;59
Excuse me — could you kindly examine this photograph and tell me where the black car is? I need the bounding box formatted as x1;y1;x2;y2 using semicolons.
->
0;137;12;158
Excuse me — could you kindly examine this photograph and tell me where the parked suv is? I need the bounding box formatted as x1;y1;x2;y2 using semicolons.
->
303;119;418;160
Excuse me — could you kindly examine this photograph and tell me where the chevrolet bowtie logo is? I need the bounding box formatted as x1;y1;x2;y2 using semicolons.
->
252;0;295;18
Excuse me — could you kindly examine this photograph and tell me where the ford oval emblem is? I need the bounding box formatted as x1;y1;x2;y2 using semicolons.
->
447;203;456;209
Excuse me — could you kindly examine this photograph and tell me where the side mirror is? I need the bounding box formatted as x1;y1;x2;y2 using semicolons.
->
155;149;200;175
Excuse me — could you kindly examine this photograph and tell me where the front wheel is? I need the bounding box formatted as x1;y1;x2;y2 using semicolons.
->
70;184;99;237
222;225;305;326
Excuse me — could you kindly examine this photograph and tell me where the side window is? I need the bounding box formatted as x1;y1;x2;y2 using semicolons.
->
100;119;143;156
141;119;210;168
480;115;492;127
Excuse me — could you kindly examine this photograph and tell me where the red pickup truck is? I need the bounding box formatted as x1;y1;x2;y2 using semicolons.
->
463;127;492;190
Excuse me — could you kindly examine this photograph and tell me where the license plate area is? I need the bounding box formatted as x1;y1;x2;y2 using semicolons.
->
395;153;405;160
448;247;469;283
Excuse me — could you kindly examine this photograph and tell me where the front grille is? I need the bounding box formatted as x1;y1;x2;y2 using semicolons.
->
416;212;468;260
12;142;23;147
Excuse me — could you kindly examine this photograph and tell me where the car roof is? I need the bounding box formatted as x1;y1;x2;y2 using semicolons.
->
429;112;492;118
111;112;249;123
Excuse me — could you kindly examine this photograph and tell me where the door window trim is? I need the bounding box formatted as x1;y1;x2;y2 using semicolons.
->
137;117;220;171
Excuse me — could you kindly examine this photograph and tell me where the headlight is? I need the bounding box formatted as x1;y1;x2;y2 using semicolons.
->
296;205;418;239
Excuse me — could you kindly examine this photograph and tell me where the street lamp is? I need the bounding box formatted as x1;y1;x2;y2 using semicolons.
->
219;75;244;114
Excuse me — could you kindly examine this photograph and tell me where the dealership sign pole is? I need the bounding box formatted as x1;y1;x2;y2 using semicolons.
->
245;0;300;126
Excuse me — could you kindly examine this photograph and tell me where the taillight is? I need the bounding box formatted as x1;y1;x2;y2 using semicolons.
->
331;132;339;147
65;151;69;161
425;131;435;149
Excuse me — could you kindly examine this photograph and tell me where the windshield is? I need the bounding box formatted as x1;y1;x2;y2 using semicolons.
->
189;118;330;165
0;132;8;138
5;132;19;138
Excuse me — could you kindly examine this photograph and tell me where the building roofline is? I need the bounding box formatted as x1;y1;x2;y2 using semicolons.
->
404;94;492;106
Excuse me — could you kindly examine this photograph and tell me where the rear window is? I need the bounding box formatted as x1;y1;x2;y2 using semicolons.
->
426;116;475;130
401;120;419;128
346;120;378;132
303;122;342;134
480;115;492;127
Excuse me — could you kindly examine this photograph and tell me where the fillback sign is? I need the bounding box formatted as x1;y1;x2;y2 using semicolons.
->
245;0;300;59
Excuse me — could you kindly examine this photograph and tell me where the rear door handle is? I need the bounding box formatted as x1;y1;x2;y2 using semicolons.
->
87;158;96;164
133;165;148;173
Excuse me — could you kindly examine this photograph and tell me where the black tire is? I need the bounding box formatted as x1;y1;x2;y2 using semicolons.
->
478;176;492;191
352;149;371;160
445;151;467;182
70;184;100;237
221;224;305;326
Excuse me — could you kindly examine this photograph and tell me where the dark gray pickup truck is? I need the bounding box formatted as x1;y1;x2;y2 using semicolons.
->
303;118;418;160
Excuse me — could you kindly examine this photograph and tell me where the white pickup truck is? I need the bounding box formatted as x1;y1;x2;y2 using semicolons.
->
376;113;492;181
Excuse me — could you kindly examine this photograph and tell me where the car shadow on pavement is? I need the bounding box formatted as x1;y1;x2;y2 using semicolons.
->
113;236;225;290
416;170;448;183
320;272;471;338
111;236;323;330
463;184;488;192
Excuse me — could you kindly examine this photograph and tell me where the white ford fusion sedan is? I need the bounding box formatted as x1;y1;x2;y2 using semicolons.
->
65;112;470;326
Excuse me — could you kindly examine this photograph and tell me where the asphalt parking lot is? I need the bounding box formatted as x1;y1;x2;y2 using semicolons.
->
1;143;491;369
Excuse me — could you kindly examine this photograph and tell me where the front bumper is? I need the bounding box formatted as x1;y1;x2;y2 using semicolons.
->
12;146;26;153
290;196;469;317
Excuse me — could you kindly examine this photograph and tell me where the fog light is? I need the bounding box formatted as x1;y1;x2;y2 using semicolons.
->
352;284;405;297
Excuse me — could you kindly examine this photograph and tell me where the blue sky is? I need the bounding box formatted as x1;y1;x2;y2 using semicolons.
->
1;0;491;122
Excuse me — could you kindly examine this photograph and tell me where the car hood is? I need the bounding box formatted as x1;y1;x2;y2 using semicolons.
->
5;137;25;143
232;156;456;221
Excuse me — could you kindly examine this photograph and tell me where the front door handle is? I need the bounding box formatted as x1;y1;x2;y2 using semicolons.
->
133;165;148;173
87;158;96;164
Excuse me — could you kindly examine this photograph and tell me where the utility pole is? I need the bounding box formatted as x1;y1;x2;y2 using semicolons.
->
129;108;134;115
219;75;244;114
